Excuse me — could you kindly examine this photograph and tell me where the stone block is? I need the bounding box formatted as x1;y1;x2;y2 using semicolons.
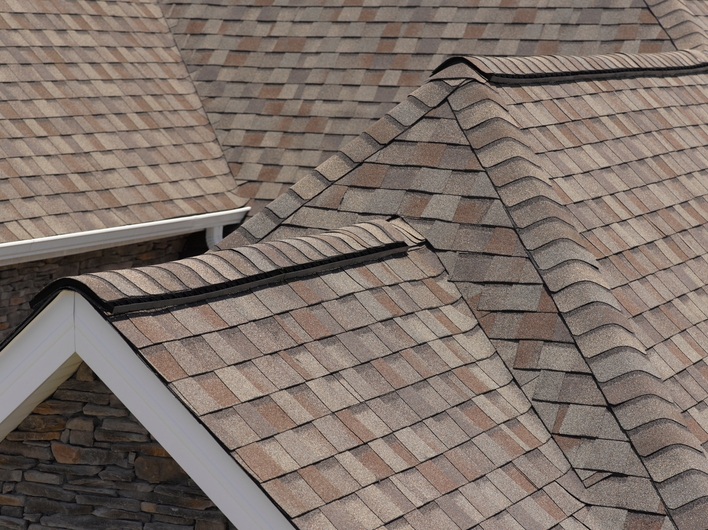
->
33;401;83;416
98;467;135;482
135;457;188;485
15;482;74;502
0;506;22;518
0;515;26;530
40;514;143;530
53;391;110;405
36;464;102;477
94;430;149;443
17;416;66;433
76;363;96;382
82;404;128;418
50;443;123;466
24;497;92;516
0;495;24;507
196;521;228;530
24;470;62;486
66;418;95;432
69;431;94;447
0;470;22;482
101;418;148;435
0;442;51;462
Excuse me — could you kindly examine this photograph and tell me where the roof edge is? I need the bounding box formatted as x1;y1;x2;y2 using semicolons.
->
0;207;250;267
432;49;708;84
0;290;295;530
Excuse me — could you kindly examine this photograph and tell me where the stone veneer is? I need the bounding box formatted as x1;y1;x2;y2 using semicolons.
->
0;235;191;342
0;363;233;530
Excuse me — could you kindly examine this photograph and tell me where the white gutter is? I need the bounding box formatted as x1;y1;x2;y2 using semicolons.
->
0;207;250;267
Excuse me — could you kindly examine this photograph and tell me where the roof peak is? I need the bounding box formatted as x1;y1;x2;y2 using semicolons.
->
433;48;708;84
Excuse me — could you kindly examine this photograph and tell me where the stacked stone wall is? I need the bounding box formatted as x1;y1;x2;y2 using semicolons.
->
0;236;190;342
0;363;233;529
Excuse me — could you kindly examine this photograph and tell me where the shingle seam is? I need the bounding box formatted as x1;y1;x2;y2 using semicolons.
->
34;240;412;316
449;80;708;523
433;50;708;85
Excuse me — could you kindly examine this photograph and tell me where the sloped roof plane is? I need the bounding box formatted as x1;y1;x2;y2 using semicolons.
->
159;0;678;212
14;220;592;529
10;12;708;528
0;0;246;245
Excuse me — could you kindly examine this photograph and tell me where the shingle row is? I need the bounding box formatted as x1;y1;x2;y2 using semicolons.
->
0;0;243;242
159;0;675;212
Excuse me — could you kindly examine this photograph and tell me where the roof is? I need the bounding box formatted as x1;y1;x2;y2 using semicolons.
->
34;219;597;529
160;0;691;213
213;48;708;527
21;48;708;527
7;4;708;530
0;0;244;243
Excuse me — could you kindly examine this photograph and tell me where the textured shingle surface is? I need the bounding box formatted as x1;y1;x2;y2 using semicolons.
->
213;49;708;527
158;0;675;213
23;5;708;528
0;0;244;243
495;53;708;527
40;220;600;529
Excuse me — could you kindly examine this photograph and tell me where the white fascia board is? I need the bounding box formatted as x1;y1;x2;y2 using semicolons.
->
0;291;293;530
0;207;250;267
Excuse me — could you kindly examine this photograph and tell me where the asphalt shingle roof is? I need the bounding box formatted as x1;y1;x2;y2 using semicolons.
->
0;0;244;243
208;49;708;527
17;2;708;529
39;220;603;529
158;0;677;214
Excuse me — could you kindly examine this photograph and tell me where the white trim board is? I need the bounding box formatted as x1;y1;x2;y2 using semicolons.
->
0;207;250;267
0;291;293;530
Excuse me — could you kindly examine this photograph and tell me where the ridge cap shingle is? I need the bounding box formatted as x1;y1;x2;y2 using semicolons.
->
432;49;708;84
447;79;708;521
31;219;424;316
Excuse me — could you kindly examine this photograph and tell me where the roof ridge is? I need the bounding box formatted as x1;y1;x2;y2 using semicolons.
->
31;220;424;315
432;49;708;84
216;78;461;249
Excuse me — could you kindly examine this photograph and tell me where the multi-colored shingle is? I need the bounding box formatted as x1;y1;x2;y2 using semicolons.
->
10;2;708;529
0;0;244;243
159;0;677;213
208;48;708;527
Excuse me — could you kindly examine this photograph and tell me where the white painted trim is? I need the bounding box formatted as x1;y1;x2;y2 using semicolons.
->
205;225;224;248
0;207;250;267
0;291;293;530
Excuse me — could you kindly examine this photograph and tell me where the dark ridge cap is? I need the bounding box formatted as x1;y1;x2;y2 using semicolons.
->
432;49;708;85
32;240;411;316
